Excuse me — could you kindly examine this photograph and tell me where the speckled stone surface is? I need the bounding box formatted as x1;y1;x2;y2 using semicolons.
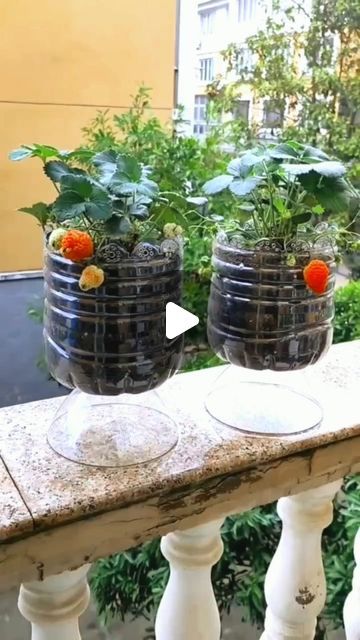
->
0;340;359;537
0;459;33;541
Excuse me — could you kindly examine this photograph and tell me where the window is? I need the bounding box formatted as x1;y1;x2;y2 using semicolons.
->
238;0;257;22
235;47;254;74
200;58;214;82
199;3;229;35
193;95;209;136
233;100;250;123
263;100;284;128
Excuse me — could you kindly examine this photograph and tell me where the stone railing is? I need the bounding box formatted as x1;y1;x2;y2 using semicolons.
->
0;340;359;640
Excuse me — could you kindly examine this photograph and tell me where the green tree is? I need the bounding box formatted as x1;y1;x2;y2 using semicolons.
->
212;0;360;180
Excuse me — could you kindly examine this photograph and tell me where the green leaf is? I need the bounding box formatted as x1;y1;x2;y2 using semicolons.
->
203;174;233;195
313;161;346;178
9;147;34;161
299;173;353;213
229;176;262;197
104;215;134;237
93;150;118;166
67;148;95;164
116;156;142;182
32;144;63;160
95;153;143;188
128;202;149;218
282;163;314;175
44;161;78;183
303;146;329;160
312;204;325;215
84;188;112;221
270;143;300;160
52;191;86;220
10;144;63;162
154;205;188;228
239;203;255;212
138;179;159;198
273;197;287;214
61;174;93;198
19;202;49;225
227;157;252;177
291;211;312;224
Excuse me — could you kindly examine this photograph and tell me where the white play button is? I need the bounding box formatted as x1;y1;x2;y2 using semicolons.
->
166;302;199;339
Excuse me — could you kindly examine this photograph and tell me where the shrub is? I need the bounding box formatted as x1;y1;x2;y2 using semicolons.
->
333;281;360;344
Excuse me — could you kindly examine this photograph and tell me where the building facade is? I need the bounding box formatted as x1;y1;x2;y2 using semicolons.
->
177;0;317;138
0;0;177;273
177;0;264;138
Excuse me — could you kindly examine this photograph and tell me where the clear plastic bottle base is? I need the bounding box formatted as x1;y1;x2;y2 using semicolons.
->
47;389;179;467
205;367;323;436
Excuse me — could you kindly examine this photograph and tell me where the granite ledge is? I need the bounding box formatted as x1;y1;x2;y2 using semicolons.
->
0;340;359;538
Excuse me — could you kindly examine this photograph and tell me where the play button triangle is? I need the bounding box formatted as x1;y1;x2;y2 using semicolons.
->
166;302;199;339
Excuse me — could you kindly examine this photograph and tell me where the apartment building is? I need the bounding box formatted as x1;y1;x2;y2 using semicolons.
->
177;0;265;137
177;0;313;138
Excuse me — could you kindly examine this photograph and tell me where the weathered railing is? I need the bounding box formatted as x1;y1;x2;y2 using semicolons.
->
0;340;359;640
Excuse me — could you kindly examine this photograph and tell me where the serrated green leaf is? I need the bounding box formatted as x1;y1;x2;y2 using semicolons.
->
44;161;74;182
84;188;112;221
9;147;34;161
229;176;262;197
313;161;346;178
19;202;49;225
52;191;86;220
282;163;314;175
203;174;233;195
93;150;118;166
283;160;345;178
60;174;93;198
116;155;142;182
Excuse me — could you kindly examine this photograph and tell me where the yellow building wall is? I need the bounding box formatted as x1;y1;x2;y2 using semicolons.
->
0;0;176;272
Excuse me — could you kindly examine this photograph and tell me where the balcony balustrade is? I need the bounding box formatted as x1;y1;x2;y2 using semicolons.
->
0;340;359;640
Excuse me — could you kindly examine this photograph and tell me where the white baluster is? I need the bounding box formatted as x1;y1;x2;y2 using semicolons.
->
261;480;342;640
344;529;360;640
155;519;224;640
18;564;90;640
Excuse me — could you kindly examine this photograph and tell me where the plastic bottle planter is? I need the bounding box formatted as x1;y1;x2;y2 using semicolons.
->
207;237;336;372
44;248;183;395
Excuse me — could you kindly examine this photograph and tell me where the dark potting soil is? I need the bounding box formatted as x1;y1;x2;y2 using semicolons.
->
208;243;336;372
44;251;183;395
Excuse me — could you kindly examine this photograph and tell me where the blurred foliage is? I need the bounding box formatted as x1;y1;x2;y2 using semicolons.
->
333;280;360;343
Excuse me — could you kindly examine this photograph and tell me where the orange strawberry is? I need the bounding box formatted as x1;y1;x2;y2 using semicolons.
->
60;230;94;262
303;259;330;295
79;265;105;291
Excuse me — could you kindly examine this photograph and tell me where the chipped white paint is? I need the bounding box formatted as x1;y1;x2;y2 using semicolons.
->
18;565;90;640
155;519;224;640
344;529;360;640
261;480;342;640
